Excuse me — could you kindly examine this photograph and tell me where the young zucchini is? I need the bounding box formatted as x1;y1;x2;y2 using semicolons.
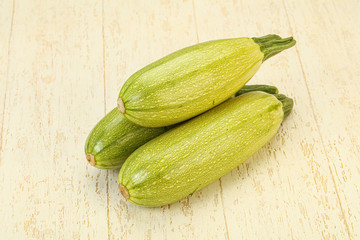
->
118;34;295;127
85;85;278;169
118;91;293;207
85;108;168;169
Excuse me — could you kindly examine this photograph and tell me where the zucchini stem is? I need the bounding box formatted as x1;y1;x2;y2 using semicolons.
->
235;84;278;97
253;35;296;61
252;34;282;43
274;94;294;119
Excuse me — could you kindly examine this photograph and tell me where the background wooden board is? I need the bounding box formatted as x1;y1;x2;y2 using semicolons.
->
0;0;359;239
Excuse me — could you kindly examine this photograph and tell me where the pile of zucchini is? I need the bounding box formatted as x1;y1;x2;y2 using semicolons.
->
85;34;296;207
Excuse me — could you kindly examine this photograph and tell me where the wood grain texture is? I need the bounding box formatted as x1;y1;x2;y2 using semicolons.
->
0;1;108;239
0;0;14;163
0;2;14;234
0;0;359;239
284;0;360;238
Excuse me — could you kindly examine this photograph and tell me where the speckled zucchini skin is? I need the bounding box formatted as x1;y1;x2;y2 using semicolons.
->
119;35;295;127
119;38;262;127
84;108;168;169
85;85;279;169
118;91;287;207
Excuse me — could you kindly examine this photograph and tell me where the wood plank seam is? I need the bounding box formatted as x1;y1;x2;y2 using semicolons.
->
102;0;107;115
0;0;15;164
191;0;200;43
219;178;230;240
191;1;230;239
101;0;111;239
281;0;352;238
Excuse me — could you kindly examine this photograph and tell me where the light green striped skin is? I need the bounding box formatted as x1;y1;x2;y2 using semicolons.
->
119;35;296;128
119;38;263;127
84;108;168;169
118;91;286;207
85;85;278;169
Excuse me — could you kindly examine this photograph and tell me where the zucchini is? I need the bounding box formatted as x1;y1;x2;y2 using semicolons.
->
118;91;293;207
85;108;168;169
118;34;295;127
85;85;278;169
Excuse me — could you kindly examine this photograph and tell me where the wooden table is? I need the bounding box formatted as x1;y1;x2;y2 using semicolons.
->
1;0;359;239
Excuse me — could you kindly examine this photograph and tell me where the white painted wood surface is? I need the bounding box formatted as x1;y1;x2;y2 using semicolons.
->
0;0;359;239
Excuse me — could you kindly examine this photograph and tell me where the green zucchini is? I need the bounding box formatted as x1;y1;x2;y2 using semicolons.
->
118;34;295;127
85;108;168;169
85;85;278;169
118;91;293;207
